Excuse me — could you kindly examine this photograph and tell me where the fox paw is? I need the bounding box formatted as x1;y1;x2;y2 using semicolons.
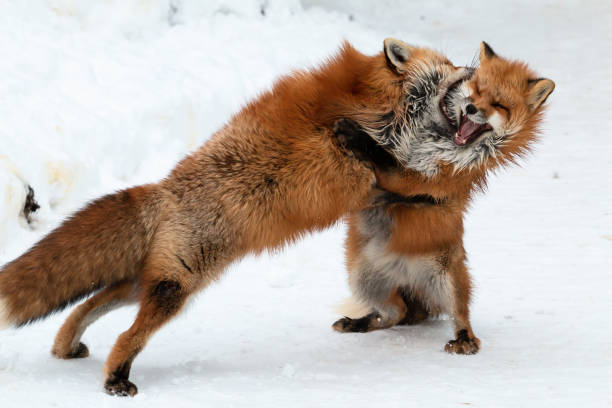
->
333;118;397;170
333;119;374;160
52;342;89;359
332;313;384;333
333;317;369;333
104;376;138;397
444;330;481;355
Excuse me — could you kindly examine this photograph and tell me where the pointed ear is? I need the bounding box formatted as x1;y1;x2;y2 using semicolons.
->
527;78;555;110
384;38;415;74
479;41;497;62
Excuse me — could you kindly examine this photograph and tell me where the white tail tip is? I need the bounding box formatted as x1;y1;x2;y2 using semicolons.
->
335;296;372;319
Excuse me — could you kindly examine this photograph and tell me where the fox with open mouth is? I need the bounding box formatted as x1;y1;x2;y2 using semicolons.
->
333;40;555;355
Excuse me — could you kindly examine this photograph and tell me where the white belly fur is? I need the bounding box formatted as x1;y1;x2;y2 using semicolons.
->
358;236;455;315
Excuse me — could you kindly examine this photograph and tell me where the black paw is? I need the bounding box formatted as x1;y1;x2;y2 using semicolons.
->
444;329;481;355
332;313;379;333
104;376;138;397
51;342;90;359
333;118;397;171
68;342;90;359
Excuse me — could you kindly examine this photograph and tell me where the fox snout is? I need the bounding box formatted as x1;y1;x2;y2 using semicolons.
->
462;102;489;125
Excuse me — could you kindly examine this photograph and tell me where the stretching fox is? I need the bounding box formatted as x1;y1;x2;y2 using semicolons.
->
0;39;473;396
332;42;555;355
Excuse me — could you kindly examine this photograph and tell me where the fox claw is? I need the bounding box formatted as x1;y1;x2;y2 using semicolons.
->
104;377;138;397
444;330;480;355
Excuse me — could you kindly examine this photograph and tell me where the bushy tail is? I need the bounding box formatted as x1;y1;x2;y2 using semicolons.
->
0;184;162;328
335;296;372;319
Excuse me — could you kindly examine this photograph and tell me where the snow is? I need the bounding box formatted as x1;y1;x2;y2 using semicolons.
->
1;0;611;406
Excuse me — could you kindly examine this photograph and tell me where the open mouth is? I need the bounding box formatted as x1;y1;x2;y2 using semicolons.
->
439;79;463;129
453;115;493;146
439;79;493;147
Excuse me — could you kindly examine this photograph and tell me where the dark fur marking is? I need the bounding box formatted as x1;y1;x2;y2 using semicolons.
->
264;175;278;188
456;329;470;342
482;41;496;59
114;347;141;380
399;194;445;205
375;192;446;207
150;280;183;317
177;256;194;275
151;280;181;299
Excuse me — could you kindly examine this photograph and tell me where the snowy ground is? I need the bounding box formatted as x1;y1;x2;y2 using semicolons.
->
1;0;611;406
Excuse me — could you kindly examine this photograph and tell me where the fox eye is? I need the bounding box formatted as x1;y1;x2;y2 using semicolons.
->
492;102;509;112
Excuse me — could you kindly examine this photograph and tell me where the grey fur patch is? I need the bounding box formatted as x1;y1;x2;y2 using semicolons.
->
357;207;393;242
350;233;455;318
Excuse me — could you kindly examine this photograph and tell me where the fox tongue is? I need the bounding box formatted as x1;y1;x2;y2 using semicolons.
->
454;116;492;146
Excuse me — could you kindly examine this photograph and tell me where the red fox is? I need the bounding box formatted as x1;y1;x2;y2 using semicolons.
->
332;42;555;355
0;39;474;396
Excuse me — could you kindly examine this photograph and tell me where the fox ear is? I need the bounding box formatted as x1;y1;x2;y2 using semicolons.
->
527;78;555;110
479;41;497;62
384;38;415;74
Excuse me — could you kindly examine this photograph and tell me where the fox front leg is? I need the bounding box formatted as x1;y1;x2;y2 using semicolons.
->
444;245;481;355
332;118;398;171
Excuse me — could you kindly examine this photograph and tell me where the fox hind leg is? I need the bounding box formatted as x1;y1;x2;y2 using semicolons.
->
103;277;191;396
332;288;430;332
397;290;429;326
333;288;407;333
52;280;138;359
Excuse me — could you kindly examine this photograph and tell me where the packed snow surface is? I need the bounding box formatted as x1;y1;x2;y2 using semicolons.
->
1;0;610;406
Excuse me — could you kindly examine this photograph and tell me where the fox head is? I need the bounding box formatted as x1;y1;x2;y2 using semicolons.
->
367;39;555;177
451;42;556;167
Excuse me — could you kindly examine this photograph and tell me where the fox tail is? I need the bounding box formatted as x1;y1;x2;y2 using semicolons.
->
335;296;372;319
0;184;161;328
